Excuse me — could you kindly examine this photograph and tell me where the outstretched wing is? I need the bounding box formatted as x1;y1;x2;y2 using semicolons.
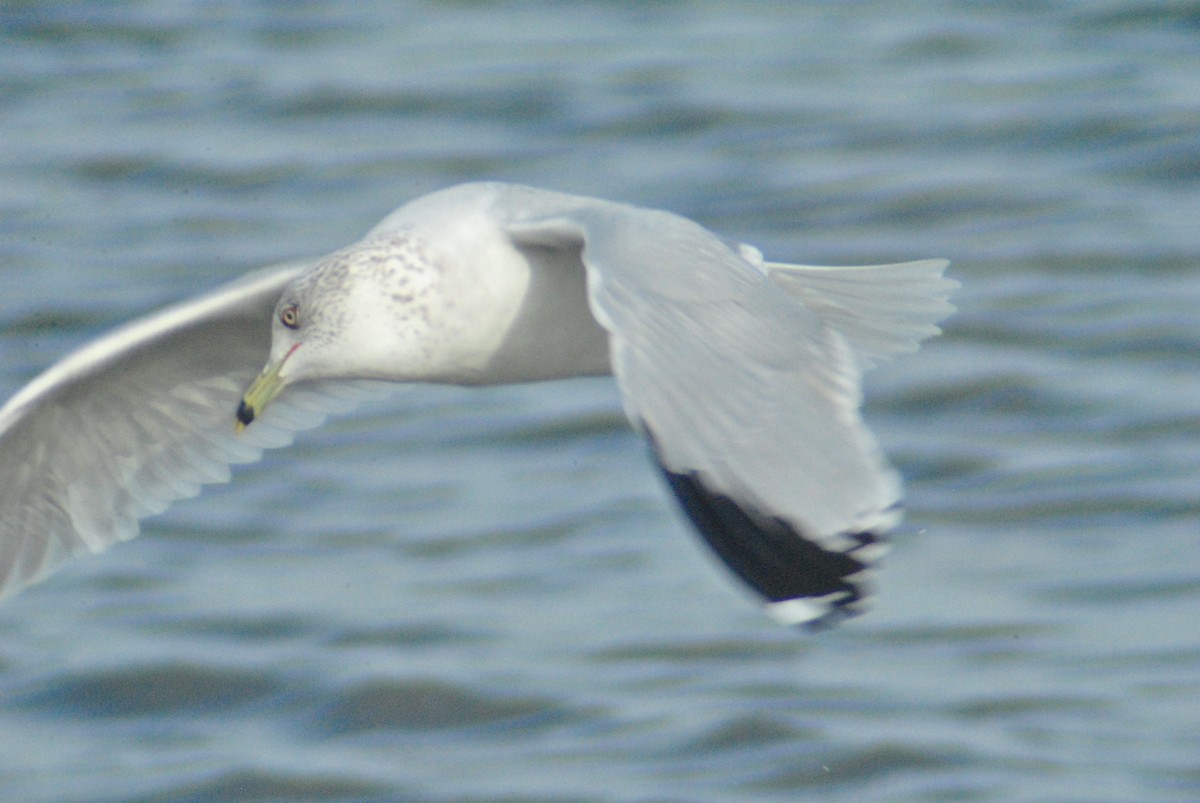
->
0;262;374;599
507;198;954;628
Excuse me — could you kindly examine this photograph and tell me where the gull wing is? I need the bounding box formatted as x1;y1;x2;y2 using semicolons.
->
0;262;372;599
507;201;954;627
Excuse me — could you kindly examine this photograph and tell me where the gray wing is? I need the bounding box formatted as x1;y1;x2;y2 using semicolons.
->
507;200;954;628
0;262;374;599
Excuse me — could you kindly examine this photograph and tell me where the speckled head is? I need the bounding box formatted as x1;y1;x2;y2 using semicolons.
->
278;232;445;374
236;231;447;430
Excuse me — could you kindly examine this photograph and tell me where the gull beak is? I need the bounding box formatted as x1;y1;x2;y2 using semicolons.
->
236;344;298;432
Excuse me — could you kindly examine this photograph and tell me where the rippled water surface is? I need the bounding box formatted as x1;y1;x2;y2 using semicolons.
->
1;2;1198;801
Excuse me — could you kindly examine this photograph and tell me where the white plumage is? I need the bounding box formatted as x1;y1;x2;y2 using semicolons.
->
0;183;956;628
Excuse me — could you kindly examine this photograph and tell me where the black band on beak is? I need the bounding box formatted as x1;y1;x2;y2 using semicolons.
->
236;399;256;427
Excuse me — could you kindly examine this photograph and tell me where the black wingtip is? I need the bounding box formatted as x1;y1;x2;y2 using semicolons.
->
657;462;883;631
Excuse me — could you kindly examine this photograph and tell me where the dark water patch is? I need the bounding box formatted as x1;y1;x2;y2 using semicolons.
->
0;308;102;338
124;768;395;803
3;11;187;49
885;373;1081;421
1074;328;1200;363
271;87;445;119
84;568;173;597
145;525;285;551
400;517;584;559
584;102;734;140
1107;137;1200;186
1008;114;1169;159
435;798;605;803
69;156;300;195
864;186;1068;230
855;622;1064;669
892;29;995;61
732;681;853;704
253;19;365;50
1157;764;1200;799
593;634;803;665
897;452;1003;485
327;621;485;649
950;292;1200;359
1035;574;1200;606
922;458;1200;526
952;693;1111;722
1062;645;1200;673
988;251;1200;278
753;741;971;791
149;612;318;642
270;83;569;125
677;714;819;755
395;499;654;569
310;677;573;736
1133;678;1200;703
1076;2;1200;34
460;410;629;449
19;663;281;718
867;621;1060;647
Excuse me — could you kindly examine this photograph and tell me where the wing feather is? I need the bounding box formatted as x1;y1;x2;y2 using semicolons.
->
0;261;377;599
505;193;953;625
764;258;957;369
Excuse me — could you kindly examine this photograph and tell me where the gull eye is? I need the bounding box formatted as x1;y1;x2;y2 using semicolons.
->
279;304;300;329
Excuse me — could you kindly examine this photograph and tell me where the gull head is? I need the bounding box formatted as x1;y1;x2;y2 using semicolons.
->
236;233;446;431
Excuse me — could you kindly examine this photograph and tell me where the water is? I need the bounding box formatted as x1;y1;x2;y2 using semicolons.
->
1;2;1198;800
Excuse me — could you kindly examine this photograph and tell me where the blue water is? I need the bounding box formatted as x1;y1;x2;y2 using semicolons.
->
1;2;1199;801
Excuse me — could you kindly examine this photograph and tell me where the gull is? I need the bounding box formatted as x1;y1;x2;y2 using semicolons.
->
0;183;955;628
